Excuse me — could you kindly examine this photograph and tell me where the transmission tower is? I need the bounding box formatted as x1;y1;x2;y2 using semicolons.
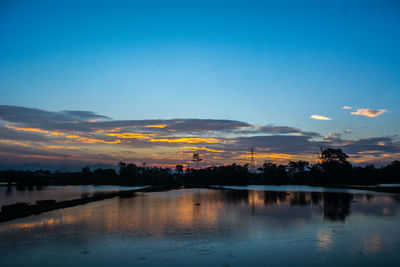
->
250;147;256;173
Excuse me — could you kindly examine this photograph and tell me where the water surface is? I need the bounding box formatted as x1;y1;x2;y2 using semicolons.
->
0;188;399;266
218;185;381;194
0;185;146;206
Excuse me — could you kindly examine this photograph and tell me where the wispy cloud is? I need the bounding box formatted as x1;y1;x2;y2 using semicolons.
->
342;106;352;110
310;115;332;121
351;109;387;118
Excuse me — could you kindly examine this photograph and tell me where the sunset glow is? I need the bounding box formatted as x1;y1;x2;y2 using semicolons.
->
0;0;398;169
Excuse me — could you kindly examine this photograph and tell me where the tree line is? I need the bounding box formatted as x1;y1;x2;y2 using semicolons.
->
0;148;399;187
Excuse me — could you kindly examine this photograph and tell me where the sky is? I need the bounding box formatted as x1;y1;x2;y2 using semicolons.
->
0;0;399;168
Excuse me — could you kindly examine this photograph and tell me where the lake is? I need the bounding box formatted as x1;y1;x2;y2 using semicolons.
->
0;186;400;266
0;185;146;206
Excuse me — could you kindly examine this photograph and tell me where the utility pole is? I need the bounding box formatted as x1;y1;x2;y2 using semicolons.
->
250;147;256;173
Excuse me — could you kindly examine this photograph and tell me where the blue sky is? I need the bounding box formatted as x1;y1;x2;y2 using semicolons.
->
0;0;399;166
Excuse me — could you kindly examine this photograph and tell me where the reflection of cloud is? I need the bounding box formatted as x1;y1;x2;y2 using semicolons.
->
317;230;332;251
342;106;352;110
351;109;387;118
364;235;385;253
310;115;332;121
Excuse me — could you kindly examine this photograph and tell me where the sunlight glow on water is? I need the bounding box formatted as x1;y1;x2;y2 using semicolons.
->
0;188;400;266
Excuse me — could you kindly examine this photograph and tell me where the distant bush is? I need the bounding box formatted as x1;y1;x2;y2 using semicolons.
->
0;148;399;186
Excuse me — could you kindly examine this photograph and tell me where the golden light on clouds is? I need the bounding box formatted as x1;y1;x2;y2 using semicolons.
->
351;109;387;118
106;132;157;139
66;135;122;144
77;137;121;144
6;125;64;136
1;106;397;166
181;146;225;153
144;124;168;128
310;115;332;121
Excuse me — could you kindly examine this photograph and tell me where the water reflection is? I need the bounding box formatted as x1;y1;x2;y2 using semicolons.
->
1;189;397;232
0;185;146;206
0;188;399;266
218;189;355;221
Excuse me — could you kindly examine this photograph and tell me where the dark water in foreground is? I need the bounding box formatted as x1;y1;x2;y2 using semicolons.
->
1;188;400;266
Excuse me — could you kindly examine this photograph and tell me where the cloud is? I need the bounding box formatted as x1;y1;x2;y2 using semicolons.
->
236;135;323;154
0;105;398;167
0;105;110;124
342;137;400;155
342;106;352;110
310;115;332;121
325;132;341;140
351;109;387;118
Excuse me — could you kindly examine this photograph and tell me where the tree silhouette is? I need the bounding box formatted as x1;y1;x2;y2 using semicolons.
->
288;160;309;174
319;147;352;184
288;160;310;184
175;164;184;175
192;153;203;169
320;148;349;164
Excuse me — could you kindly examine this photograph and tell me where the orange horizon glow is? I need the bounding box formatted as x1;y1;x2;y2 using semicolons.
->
2;123;398;166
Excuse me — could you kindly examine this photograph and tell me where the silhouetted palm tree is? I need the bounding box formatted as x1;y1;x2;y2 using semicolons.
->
192;153;203;169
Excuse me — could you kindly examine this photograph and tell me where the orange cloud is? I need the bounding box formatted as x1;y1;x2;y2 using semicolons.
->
6;125;64;136
181;146;225;153
351;109;387;118
76;137;121;144
0;140;31;147
94;127;123;133
106;133;157;139
144;124;168;128
66;135;121;144
149;137;219;144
